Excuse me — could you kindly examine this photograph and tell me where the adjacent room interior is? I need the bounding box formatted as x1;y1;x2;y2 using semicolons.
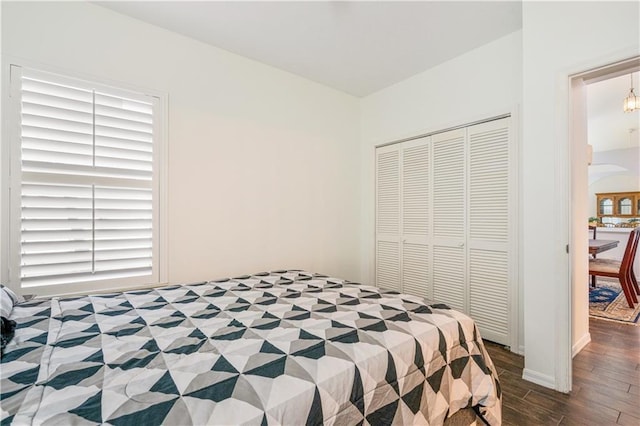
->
585;69;640;325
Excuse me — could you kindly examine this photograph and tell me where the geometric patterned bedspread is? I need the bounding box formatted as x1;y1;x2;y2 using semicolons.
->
1;270;501;425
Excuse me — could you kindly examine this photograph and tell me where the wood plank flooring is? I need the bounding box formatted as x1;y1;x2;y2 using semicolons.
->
484;318;640;425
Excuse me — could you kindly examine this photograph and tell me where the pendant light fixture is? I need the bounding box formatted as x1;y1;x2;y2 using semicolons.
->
623;73;638;112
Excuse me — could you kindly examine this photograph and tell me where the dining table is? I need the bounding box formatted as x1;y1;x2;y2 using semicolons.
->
588;239;619;256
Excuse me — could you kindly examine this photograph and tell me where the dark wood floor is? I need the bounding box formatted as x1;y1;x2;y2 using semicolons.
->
485;318;640;425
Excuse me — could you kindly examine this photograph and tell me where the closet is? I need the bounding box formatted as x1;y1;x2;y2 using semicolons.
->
375;117;514;346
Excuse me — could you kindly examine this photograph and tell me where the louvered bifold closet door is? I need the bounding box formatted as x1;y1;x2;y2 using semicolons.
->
401;138;431;298
467;118;511;345
431;129;466;312
376;146;401;291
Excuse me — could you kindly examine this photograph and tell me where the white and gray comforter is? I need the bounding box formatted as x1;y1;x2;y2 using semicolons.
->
1;270;501;425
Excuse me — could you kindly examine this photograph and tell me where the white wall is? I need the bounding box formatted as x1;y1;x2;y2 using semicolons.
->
1;1;362;290
360;31;522;146
360;30;523;346
522;1;639;390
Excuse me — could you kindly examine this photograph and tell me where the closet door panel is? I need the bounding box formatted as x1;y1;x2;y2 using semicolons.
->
467;117;511;345
402;242;429;298
376;148;400;238
402;141;430;236
401;138;431;298
377;241;401;291
469;248;508;343
468;119;510;243
432;129;466;311
433;245;465;311
376;146;401;290
432;129;465;242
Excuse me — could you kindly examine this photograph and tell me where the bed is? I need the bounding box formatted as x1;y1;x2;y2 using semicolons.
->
1;270;501;425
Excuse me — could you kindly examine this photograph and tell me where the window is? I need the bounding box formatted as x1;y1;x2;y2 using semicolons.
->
599;198;613;215
8;66;165;293
618;197;632;215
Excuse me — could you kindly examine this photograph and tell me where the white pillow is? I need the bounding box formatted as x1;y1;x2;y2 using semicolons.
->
0;285;22;319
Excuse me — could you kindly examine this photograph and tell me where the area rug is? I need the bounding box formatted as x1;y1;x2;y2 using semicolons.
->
589;278;640;325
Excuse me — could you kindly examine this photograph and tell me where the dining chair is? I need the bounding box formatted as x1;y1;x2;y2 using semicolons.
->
589;225;597;287
628;228;640;297
588;227;639;308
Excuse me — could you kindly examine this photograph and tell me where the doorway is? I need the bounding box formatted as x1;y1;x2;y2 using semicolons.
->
569;57;640;360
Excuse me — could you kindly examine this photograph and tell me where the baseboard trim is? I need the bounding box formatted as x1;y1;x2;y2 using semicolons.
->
522;368;556;389
572;332;591;358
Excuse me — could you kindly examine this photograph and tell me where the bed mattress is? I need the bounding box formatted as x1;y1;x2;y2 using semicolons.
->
1;270;501;425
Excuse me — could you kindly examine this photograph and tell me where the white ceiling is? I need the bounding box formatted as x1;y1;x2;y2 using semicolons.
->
92;1;637;152
587;71;640;185
587;71;640;153
95;1;522;97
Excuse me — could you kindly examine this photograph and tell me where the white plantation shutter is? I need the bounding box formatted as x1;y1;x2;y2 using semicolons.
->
94;186;153;275
11;66;161;290
21;76;94;171
95;93;154;178
21;183;93;286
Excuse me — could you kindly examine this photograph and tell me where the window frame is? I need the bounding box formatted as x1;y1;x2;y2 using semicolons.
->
6;63;168;297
